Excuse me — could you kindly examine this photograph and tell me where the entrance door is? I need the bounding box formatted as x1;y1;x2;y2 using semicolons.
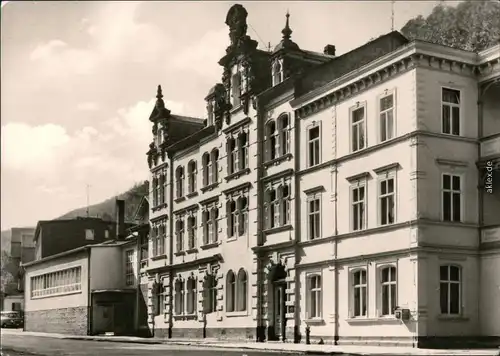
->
102;305;114;332
273;283;285;339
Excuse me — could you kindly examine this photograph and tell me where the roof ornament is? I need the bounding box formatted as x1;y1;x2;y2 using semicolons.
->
226;4;248;48
281;10;292;41
155;85;165;109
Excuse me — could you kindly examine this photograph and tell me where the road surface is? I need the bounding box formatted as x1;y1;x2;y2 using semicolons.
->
0;333;300;356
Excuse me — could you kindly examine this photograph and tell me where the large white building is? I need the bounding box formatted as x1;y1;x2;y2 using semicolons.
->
142;4;500;348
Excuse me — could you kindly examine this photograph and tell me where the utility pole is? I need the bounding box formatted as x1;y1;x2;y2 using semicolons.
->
86;184;91;217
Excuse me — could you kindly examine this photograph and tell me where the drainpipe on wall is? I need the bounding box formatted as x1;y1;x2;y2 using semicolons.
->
168;152;174;339
87;248;92;336
293;105;301;344
255;95;264;342
333;102;339;346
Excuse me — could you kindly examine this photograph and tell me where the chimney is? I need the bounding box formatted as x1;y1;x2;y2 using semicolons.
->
323;44;336;56
115;199;125;240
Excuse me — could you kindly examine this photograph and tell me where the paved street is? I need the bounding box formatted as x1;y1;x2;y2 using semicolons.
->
0;334;296;356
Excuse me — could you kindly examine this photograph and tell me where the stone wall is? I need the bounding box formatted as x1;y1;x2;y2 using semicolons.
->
25;306;88;335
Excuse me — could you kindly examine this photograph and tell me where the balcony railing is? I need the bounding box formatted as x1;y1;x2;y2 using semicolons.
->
481;225;500;244
480;135;500;159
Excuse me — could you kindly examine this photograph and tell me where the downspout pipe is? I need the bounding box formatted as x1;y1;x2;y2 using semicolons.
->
168;152;174;339
87;248;92;336
333;103;339;346
293;105;301;344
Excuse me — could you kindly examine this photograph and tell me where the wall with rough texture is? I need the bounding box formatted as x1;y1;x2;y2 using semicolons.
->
25;306;88;335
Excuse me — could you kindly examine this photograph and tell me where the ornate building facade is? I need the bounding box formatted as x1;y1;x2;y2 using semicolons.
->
142;4;500;348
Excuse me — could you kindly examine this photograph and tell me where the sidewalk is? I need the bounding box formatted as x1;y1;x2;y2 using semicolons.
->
2;329;499;356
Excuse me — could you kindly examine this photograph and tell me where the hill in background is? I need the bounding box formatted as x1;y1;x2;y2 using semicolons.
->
57;181;149;223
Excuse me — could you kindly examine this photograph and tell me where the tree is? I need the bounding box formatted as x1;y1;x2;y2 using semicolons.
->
401;0;500;52
1;251;14;293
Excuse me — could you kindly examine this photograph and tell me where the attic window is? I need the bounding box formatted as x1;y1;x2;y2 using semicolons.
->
272;59;283;86
207;100;215;126
156;128;163;147
231;72;242;107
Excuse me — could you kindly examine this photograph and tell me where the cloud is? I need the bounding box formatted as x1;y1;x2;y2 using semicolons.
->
170;28;227;80
29;2;168;78
77;102;100;111
1;98;185;203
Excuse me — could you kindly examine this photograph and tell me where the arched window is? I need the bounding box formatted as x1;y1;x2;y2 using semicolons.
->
307;274;322;319
380;266;397;316
211;149;219;184
440;265;461;315
187;216;197;250
237;196;248;236
187;161;197;194
236;269;247;312
277;114;290;156
238;132;248;170
175;166;184;199
186;276;197;315
202;153;211;186
175;219;184;253
226;270;236;312
174;279;185;315
265;121;277;161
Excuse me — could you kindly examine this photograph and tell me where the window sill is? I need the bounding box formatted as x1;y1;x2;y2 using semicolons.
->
174;196;186;203
264;225;293;236
304;318;325;325
346;317;400;324
186;248;198;254
226;310;248;318
173;314;198;321
186;191;198;199
151;254;167;261
437;314;469;322
152;203;167;212
263;153;293;168
201;182;220;193
174;251;186;257
200;242;219;250
224;168;251;182
230;105;243;115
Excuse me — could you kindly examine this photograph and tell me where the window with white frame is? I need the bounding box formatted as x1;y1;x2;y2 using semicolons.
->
210;149;219;184
379;176;395;226
380;266;396;316
176;166;184;199
237;196;248;236
202;206;219;245
352;269;367;317
379;93;395;142
307;274;322;319
125;250;135;286
187;161;197;194
442;174;462;222
440;265;461;315
351;183;366;231
265;121;277;161
203;274;217;314
227;200;239;238
307;124;321;167
442;88;460;136
307;194;321;240
31;267;82;298
264;182;291;230
202;153;211;186
351;106;366;152
186;276;197;315
187;215;197;250
226;270;236;312
278;114;290;156
174;279;185;315
152;223;165;257
228;137;238;175
238;132;248;170
175;218;185;253
272;59;283;86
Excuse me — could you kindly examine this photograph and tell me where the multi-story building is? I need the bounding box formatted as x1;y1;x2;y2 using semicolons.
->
143;4;500;347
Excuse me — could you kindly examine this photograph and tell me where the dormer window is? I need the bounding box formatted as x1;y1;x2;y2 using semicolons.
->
207;100;215;126
272;59;283;86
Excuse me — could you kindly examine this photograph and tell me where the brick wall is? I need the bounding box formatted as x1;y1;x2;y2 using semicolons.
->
25;306;88;335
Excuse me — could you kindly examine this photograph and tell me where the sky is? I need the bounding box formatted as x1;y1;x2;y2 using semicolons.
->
0;0;460;230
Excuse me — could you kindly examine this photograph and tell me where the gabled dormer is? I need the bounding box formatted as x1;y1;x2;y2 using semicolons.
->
205;83;227;130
